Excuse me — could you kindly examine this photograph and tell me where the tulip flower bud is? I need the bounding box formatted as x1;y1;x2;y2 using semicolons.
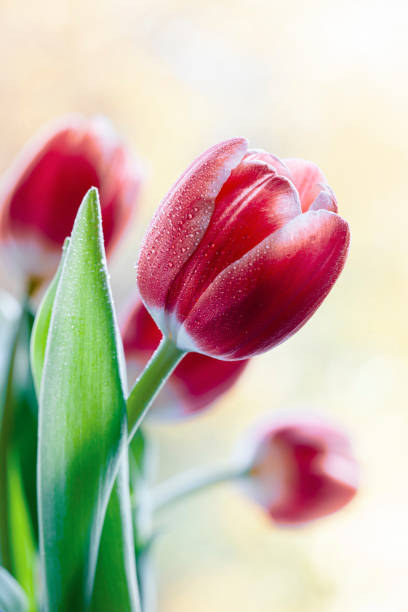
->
239;417;358;524
0;115;142;286
137;138;349;360
122;297;248;419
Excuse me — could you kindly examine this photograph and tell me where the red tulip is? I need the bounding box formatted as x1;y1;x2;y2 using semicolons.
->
0;115;142;284
122;297;248;419
137;138;350;360
239;417;358;524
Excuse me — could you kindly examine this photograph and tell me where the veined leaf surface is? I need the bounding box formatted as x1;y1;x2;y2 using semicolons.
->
37;188;127;611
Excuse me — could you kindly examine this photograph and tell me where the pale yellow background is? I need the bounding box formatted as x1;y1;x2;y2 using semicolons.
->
1;1;407;610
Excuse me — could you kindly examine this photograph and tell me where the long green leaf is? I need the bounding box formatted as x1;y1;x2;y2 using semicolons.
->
30;238;70;397
0;293;37;609
11;303;38;550
37;188;128;611
129;429;155;612
91;459;140;612
0;300;23;570
7;448;36;611
32;234;140;612
0;567;28;612
0;300;37;586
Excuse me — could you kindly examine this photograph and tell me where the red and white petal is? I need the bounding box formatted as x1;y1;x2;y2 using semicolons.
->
240;417;357;524
122;295;162;354
244;150;291;176
0;115;141;282
179;210;350;359
309;184;338;213
166;168;301;322
283;158;327;212
136;138;248;328
269;422;358;523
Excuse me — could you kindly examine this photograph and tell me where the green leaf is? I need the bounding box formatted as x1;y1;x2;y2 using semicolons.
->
7;449;36;611
0;567;28;612
0;302;23;570
0;301;36;563
129;429;154;610
0;296;38;609
37;188;128;611
32;232;140;612
30;238;70;397
91;460;140;612
11;303;39;549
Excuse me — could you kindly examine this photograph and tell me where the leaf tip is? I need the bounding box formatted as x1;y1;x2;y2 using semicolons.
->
81;186;101;219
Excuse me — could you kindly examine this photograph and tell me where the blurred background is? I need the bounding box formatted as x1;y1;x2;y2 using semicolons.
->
1;0;407;610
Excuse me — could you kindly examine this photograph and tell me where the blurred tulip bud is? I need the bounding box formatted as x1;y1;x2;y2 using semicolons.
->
122;297;248;420
238;416;358;524
137;138;349;360
0;115;142;286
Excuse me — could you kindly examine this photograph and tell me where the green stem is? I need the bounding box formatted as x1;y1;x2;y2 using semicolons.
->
152;463;250;514
0;296;28;569
127;337;186;441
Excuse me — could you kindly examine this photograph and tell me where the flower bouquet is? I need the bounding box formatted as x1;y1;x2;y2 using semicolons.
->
0;117;357;611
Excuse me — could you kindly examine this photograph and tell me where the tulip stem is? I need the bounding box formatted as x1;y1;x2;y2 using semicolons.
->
151;463;250;514
127;337;186;441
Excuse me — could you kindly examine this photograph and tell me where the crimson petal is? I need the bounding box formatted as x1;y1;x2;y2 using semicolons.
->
167;163;301;321
179;210;350;359
137;138;248;326
283;158;327;212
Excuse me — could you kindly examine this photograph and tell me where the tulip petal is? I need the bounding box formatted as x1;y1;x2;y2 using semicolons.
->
309;184;338;213
122;295;162;353
270;422;357;523
244;150;291;176
166;166;301;323
6;132;100;245
179;210;350;359
170;353;248;416
242;417;358;524
137;138;248;326
283;158;329;212
0;115;141;282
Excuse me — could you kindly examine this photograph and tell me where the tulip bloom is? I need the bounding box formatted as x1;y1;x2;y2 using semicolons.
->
240;417;358;524
137;138;349;360
0;115;142;284
122;298;248;419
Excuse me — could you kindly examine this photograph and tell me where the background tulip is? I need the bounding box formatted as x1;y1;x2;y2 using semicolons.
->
0;115;142;286
122;297;248;419
137;138;350;360
239;417;358;524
